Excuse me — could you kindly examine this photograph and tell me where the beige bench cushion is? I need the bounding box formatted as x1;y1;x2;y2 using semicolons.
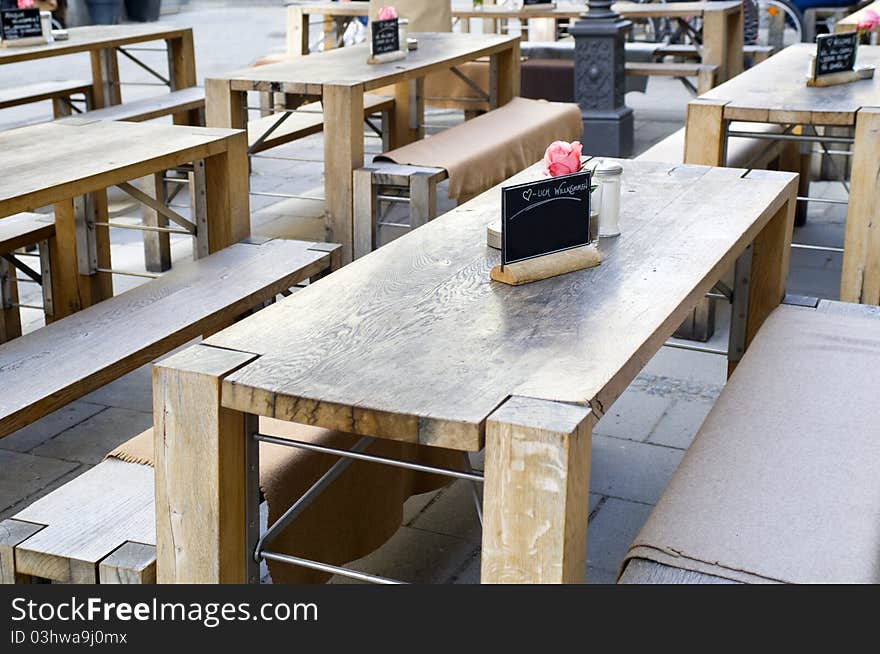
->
637;122;783;168
623;304;880;584
376;97;582;200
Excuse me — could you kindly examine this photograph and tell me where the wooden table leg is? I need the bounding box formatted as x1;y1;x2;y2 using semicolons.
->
154;344;258;583
139;173;171;273
731;169;798;375
0;258;21;342
287;5;309;56
391;79;424;149
324;84;365;265
841;107;880;305
702;5;743;84
481;396;593;584
490;41;521;109
167;32;200;126
684;98;727;165
90;47;121;109
204;131;251;254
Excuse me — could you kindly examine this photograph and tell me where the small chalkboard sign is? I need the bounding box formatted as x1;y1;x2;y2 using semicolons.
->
371;18;400;56
501;171;592;267
0;8;43;41
524;0;554;5
815;32;858;78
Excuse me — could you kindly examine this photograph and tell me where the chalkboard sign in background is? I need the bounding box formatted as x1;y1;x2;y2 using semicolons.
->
371;17;400;56
815;32;858;78
501;171;592;266
0;8;43;41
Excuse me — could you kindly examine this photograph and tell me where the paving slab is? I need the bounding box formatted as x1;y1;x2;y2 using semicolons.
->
594;388;671;442
0;401;107;453
647;398;714;450
586;497;654;580
589;435;685;505
0;450;79;513
31;408;153;465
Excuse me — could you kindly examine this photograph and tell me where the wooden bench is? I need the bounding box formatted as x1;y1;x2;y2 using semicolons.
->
0;213;56;343
353;98;582;258
248;94;394;155
625;61;718;96
0;80;93;119
0;237;339;439
619;300;880;584
654;44;776;67
70;87;206;125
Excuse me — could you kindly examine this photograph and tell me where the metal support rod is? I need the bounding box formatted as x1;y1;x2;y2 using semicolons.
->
705;292;727;301
377;194;411;204
791;242;845;253
255;433;485;483
797;196;848;205
377;221;415;230
115;181;197;233
115;46;171;86
119;47;168;52
111;81;169;87
94;221;191;235
10;303;44;310
449;66;490;101
248;110;293;155
2;254;41;285
663;340;728;356
726;130;855;144
261;551;403;585
162;176;190;185
812;149;854;156
256;437;374;559
249;191;324;201
364;117;383;138
463;453;483;527
95;268;160;279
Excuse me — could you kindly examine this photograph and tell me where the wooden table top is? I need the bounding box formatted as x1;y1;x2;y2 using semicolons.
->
207;160;795;451
700;43;880;125
0;24;191;65
835;1;880;33
287;1;740;20
0;119;240;218
216;32;519;94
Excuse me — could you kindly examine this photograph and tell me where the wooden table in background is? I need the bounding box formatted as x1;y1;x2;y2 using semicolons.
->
205;32;520;264
684;44;880;305
834;1;880;34
286;1;743;83
0;119;248;329
153;159;797;584
0;24;197;111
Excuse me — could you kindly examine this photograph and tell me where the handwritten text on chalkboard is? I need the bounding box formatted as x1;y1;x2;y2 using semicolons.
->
0;8;43;41
815;33;858;77
371;18;400;56
501;171;592;266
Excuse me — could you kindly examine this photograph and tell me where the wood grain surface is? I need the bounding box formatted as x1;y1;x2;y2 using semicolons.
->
206;160;796;451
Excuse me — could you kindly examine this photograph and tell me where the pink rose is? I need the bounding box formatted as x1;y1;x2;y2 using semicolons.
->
858;9;879;31
17;0;36;7
543;140;583;177
377;6;398;20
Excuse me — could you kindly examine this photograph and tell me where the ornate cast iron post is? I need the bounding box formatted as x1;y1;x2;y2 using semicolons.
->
570;0;634;157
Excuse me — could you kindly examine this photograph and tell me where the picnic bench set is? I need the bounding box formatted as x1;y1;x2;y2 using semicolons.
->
0;0;877;585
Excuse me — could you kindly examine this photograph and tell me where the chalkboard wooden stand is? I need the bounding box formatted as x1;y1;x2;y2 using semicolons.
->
489;244;602;286
807;59;875;87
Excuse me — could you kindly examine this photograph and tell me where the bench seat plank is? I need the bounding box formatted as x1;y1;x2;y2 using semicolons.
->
0;238;334;438
73;87;206;123
248;94;393;153
637;123;783;169
619;558;738;584
0;213;54;256
0;80;91;110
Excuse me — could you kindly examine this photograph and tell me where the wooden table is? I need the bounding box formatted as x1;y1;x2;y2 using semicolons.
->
286;1;743;82
153;158;797;584
834;1;880;34
0;119;248;329
684;44;880;305
0;24;197;110
206;32;520;264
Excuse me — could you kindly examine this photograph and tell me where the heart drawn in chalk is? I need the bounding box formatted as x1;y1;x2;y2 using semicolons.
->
522;188;533;202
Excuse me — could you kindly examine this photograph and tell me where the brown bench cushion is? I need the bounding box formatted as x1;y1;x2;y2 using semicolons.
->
622;304;880;584
108;418;460;584
375;97;582;200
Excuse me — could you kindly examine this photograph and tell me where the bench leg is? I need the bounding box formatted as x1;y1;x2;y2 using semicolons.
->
0;257;21;343
0;519;45;584
90;47;121;109
140;173;172;273
38;238;54;323
99;542;156;584
154;344;259;583
481;397;593;584
353;167;378;259
779;138;811;227
410;172;438;230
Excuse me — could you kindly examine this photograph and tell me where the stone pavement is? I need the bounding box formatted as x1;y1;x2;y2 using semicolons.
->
0;1;847;584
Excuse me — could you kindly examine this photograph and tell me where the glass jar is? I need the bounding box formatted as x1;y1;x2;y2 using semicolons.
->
595;160;623;238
